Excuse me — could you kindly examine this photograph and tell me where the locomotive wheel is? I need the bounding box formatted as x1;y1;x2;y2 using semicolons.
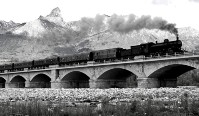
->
154;52;160;57
168;49;174;55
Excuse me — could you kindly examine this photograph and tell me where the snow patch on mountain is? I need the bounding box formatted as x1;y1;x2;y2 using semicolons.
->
12;19;45;37
11;7;67;37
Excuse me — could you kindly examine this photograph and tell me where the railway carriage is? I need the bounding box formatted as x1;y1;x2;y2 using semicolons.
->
73;52;91;62
59;52;91;65
120;49;132;59
14;61;33;70
0;34;184;72
0;65;4;72
0;63;14;71
92;48;123;61
45;57;59;65
33;59;48;68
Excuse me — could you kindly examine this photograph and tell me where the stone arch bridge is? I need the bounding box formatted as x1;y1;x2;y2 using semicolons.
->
0;54;199;88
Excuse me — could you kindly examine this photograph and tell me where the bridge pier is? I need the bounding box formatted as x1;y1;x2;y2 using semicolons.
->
25;80;30;88
50;68;60;88
89;79;98;88
51;80;62;88
137;77;159;88
5;82;10;88
51;68;59;81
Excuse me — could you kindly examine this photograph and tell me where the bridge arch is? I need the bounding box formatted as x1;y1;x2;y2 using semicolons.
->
9;75;26;88
30;72;51;81
148;64;195;87
61;71;90;88
97;68;137;88
30;74;51;88
0;77;6;88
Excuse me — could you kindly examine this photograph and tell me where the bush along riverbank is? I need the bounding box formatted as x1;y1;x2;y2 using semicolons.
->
1;88;199;115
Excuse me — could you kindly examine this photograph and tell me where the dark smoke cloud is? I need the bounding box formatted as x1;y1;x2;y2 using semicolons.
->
107;14;135;33
93;14;105;32
78;14;105;37
107;14;177;35
77;13;177;36
79;17;94;37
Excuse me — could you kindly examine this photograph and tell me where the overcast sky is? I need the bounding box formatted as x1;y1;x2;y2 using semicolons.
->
0;0;199;30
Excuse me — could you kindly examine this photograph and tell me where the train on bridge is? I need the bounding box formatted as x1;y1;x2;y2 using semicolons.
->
0;36;184;72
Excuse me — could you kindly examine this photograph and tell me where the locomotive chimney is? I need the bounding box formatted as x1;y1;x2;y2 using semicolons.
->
176;32;179;41
175;28;179;41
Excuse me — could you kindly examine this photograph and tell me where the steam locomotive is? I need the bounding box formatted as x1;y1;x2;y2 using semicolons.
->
0;36;184;72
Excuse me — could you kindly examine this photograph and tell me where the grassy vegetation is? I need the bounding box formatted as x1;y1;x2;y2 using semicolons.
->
1;92;199;116
1;88;199;115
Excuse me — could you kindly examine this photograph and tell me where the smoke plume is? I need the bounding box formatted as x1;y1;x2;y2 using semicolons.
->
78;14;105;37
93;14;105;32
78;13;178;36
79;17;94;37
107;14;178;35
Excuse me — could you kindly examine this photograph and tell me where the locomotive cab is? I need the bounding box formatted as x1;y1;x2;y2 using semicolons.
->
140;42;155;56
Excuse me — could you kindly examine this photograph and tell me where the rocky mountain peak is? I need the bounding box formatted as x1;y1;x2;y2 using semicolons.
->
47;7;61;17
0;20;17;28
11;7;67;37
42;7;66;27
0;20;20;34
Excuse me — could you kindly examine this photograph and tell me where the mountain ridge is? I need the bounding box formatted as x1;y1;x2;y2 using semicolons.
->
0;7;199;64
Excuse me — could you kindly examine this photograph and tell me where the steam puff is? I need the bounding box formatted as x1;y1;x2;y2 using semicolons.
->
79;17;94;37
107;14;136;33
77;13;177;36
94;14;105;32
108;14;177;34
78;14;105;37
